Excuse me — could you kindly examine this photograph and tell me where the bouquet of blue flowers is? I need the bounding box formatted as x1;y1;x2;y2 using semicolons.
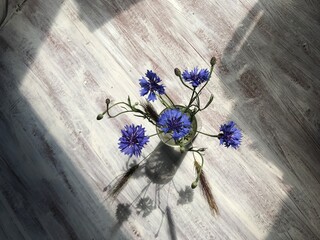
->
97;56;242;215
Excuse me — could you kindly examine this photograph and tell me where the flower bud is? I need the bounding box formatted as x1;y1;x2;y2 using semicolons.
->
174;68;181;76
105;98;111;105
210;57;216;66
97;114;104;120
191;182;198;189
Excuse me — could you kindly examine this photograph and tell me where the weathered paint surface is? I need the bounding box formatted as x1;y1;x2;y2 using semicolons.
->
0;0;320;239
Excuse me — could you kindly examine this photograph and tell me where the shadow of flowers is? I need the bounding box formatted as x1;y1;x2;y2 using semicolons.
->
105;139;203;239
116;203;132;224
177;186;194;205
136;196;154;217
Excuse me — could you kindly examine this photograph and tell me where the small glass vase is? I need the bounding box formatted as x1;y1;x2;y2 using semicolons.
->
156;106;199;151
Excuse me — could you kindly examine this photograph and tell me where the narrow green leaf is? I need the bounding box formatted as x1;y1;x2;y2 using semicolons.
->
133;114;145;118
201;94;214;110
127;96;131;105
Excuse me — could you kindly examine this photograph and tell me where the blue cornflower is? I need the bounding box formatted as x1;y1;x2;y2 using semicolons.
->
182;67;210;87
219;121;242;149
139;70;165;102
157;109;192;140
118;124;149;157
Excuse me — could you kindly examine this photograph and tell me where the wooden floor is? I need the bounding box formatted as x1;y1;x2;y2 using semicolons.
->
1;0;320;239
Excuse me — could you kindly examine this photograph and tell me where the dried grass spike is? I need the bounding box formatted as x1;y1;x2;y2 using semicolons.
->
194;161;219;216
142;102;158;122
109;164;139;198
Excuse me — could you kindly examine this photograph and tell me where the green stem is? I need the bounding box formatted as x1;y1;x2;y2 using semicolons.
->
164;93;175;106
101;109;108;115
158;94;170;108
196;131;219;138
102;100;158;126
190;64;215;113
196;64;214;99
208;62;214;79
178;74;193;91
108;110;135;118
148;133;158;138
105;101;131;118
108;101;130;110
184;87;196;113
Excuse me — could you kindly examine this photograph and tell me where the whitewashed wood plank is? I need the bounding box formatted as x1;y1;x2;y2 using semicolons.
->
0;0;320;239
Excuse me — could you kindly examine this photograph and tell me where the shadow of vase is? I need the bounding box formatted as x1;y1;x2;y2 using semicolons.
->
144;142;189;185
